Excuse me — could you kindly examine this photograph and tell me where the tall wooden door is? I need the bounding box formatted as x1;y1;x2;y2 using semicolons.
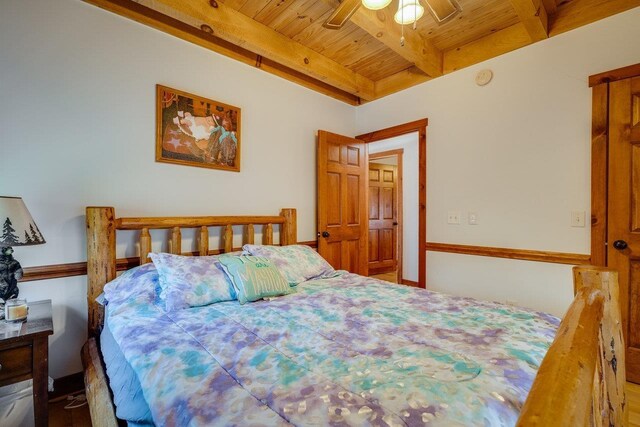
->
368;163;398;274
608;76;640;383
317;130;368;275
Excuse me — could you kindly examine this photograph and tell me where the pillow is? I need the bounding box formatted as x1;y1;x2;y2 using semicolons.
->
242;244;335;286
103;262;161;307
218;255;292;304
149;253;236;311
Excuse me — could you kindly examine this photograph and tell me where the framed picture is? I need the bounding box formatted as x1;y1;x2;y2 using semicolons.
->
156;85;241;172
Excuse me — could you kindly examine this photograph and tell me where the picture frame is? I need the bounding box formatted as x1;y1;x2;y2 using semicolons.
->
156;85;241;172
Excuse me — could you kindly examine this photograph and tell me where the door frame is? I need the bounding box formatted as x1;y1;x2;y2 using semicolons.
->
590;63;640;267
369;149;404;283
357;119;428;288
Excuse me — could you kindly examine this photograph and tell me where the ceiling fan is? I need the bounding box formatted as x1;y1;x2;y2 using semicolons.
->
323;0;461;30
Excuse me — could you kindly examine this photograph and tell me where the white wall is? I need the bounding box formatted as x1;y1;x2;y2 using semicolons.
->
369;134;419;282
0;0;355;378
356;7;640;317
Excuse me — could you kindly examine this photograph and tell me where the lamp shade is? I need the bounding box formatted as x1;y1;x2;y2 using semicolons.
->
0;197;45;247
362;0;392;10
394;0;425;24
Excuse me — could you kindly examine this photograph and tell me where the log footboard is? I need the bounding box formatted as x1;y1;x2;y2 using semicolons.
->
517;266;627;426
81;337;119;427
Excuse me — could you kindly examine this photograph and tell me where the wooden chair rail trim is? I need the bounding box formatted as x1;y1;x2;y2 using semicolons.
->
426;242;591;265
115;215;286;230
589;63;640;87
21;240;318;283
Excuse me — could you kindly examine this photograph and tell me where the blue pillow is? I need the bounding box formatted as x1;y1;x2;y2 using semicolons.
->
218;255;292;304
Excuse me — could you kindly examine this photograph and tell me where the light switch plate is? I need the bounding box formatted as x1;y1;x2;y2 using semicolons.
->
447;211;461;225
571;211;586;228
468;212;478;225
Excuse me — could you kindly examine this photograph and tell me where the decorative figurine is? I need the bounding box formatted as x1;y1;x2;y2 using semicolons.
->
0;246;23;301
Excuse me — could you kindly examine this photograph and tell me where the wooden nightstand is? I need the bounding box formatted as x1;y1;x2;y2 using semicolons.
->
0;299;53;427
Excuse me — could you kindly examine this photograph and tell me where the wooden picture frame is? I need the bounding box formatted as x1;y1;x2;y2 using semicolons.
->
156;85;241;172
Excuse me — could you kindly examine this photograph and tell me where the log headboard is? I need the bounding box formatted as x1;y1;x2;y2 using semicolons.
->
85;207;297;337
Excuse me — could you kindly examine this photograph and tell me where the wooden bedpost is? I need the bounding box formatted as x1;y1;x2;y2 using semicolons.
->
517;265;627;427
573;266;627;426
280;208;297;246
86;207;116;338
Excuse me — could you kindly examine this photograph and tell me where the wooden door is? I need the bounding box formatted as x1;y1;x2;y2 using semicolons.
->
368;162;398;274
317;131;368;275
608;76;640;383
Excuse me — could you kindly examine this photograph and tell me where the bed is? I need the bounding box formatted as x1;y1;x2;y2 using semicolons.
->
82;207;627;426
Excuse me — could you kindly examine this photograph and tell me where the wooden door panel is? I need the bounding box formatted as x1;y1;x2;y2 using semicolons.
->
318;130;368;275
630;260;640;349
347;174;361;225
344;239;359;272
324;242;342;269
369;230;379;262
633;145;640;231
369;187;380;220
382;187;394;219
328;144;340;163
608;76;640;383
327;173;341;226
381;229;394;261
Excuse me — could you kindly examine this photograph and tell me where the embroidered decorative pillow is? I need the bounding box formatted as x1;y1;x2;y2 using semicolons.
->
150;253;236;311
218;255;292;304
242;244;336;286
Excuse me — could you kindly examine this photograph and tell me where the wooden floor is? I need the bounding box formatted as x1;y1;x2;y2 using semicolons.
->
370;270;398;283
630;382;640;426
49;397;91;427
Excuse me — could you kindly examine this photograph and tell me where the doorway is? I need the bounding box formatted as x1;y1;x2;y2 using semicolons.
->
590;63;640;383
317;119;427;287
368;150;403;283
357;119;427;287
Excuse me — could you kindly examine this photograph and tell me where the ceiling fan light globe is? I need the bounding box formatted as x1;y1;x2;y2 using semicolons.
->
394;0;425;24
362;0;392;10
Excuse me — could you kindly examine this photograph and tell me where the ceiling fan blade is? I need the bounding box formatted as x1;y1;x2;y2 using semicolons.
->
323;0;362;30
424;0;461;24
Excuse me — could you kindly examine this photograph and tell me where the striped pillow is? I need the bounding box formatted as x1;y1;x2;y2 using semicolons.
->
218;255;292;304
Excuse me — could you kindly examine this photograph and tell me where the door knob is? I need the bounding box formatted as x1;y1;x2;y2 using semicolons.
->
613;240;628;250
321;231;330;238
393;222;399;226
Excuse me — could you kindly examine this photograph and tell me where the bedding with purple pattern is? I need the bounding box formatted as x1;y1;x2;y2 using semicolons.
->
103;265;558;426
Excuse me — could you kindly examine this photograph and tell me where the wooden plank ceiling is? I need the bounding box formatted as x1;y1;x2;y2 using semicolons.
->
85;0;640;104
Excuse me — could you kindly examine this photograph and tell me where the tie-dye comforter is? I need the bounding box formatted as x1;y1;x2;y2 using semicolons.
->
104;268;559;426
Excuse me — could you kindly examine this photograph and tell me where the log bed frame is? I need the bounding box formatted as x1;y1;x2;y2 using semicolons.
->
82;206;627;427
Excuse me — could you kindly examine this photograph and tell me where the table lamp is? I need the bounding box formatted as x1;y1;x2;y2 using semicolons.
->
0;197;45;309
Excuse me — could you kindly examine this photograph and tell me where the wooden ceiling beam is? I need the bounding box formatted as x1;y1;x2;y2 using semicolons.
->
83;0;362;105
541;0;557;15
142;0;375;100
374;66;432;99
373;22;534;98
509;0;549;42
549;0;640;37
320;0;443;78
443;23;532;74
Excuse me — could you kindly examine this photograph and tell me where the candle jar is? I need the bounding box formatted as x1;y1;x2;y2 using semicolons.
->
5;298;28;322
